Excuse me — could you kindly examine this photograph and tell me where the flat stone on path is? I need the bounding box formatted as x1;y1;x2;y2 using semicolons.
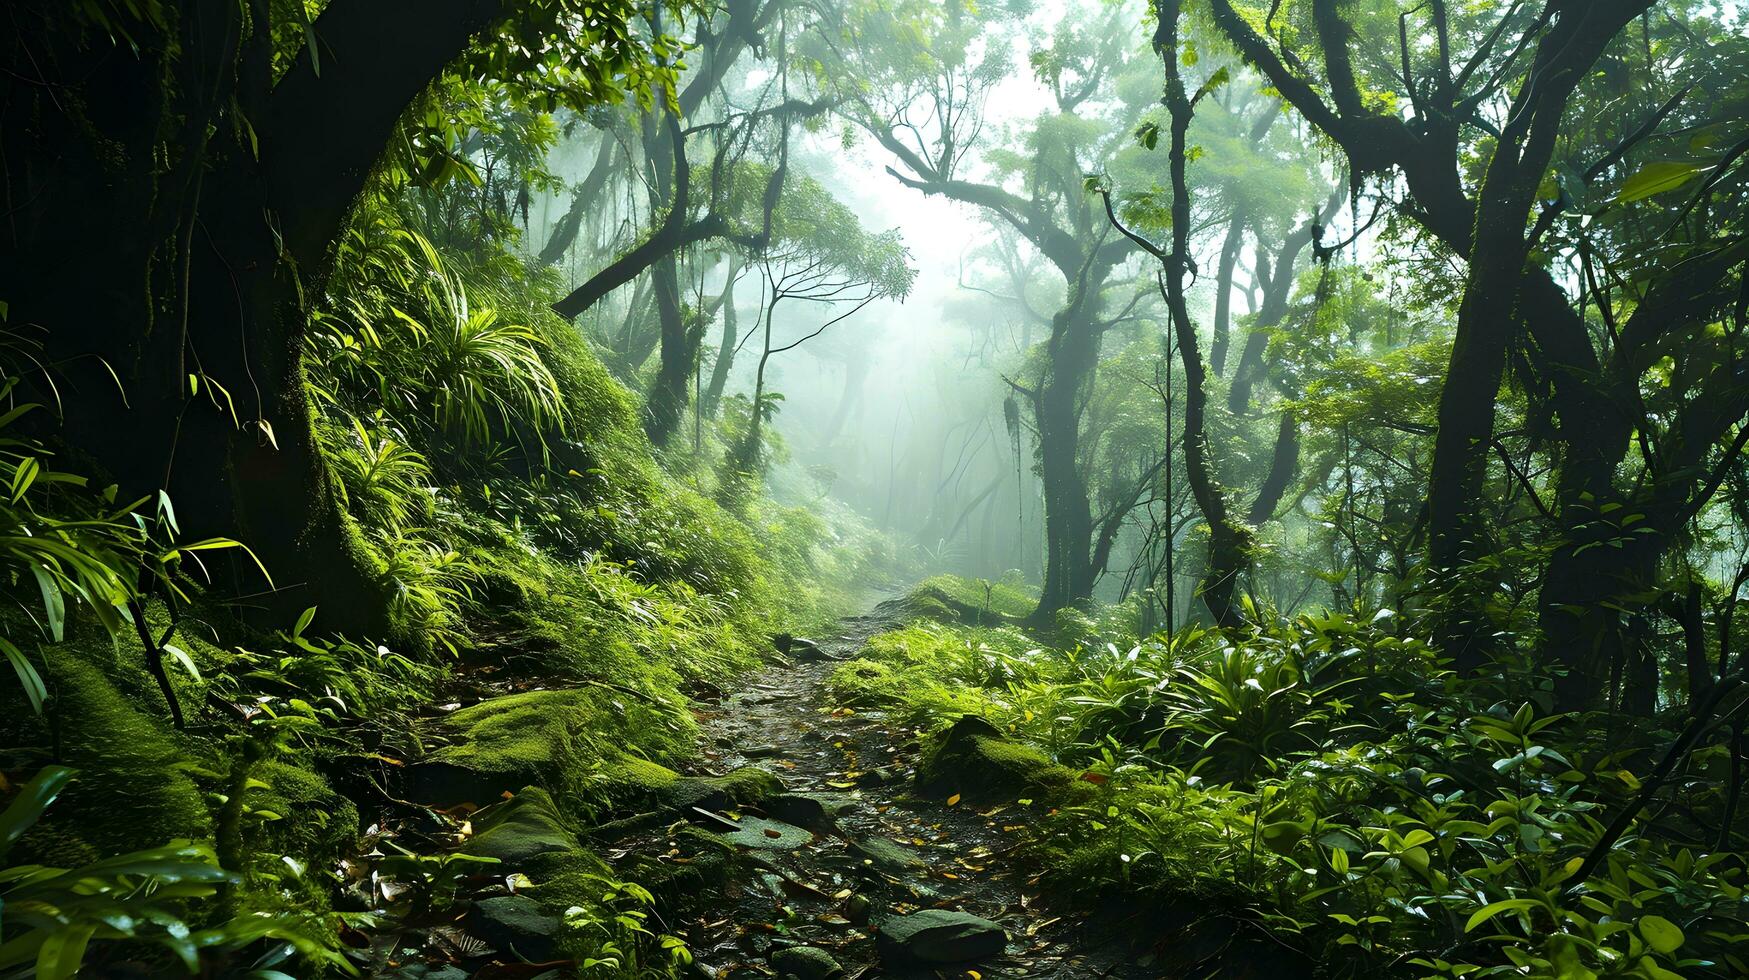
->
770;945;844;979
469;895;560;963
717;814;815;850
876;908;1007;965
849;835;925;873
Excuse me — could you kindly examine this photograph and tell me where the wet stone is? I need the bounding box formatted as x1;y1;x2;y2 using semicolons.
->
717;814;815;850
769;945;844;980
876;908;1007;965
764;792;855;829
849;836;925;873
469;895;560;963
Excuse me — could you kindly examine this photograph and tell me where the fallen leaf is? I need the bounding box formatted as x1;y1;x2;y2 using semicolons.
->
946;793;962;806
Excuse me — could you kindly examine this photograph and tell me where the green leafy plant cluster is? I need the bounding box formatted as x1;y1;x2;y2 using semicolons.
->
844;581;1749;978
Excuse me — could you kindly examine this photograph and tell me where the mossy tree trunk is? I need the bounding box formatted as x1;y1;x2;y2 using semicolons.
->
1;0;513;636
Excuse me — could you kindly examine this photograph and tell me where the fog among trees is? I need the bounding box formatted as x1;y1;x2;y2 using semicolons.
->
3;1;1749;977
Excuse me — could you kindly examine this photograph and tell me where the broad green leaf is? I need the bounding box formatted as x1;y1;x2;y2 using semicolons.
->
1637;915;1683;954
1465;898;1541;933
1614;161;1708;203
0;765;75;858
1;637;47;716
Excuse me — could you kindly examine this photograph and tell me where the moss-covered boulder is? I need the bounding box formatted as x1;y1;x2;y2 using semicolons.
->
405;688;689;808
876;909;1007;965
469;894;561;962
463;787;582;865
595;758;784;815
252;758;359;865
914;716;1092;804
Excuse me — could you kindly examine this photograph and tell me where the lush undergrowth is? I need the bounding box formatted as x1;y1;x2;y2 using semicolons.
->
839;576;1749;979
0;197;910;977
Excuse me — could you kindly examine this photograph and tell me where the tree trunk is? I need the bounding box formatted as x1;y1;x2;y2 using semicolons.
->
3;0;509;638
1155;0;1247;628
822;358;871;445
643;255;693;445
1425;1;1640;671
1210;202;1249;377
702;269;741;418
1028;295;1103;623
538;136;617;266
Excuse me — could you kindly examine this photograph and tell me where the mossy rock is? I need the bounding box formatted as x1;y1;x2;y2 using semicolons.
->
620;825;739;906
406;688;687;809
463;787;583;865
252;758;359;864
709;765;785;805
468;894;561;963
596;759;783;816
880;574;1034;627
914;716;1092;805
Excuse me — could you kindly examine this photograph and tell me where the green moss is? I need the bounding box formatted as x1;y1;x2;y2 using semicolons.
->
614;826;739;907
1;653;211;858
904;574;1036;623
251;758;359;864
709;765;784;804
464;787;583;864
414;687;695;814
826;621;1036;723
596;755;683;800
592;759;781;816
914;716;1093;805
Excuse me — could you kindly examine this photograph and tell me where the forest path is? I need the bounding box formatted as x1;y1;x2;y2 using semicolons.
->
605;603;1152;980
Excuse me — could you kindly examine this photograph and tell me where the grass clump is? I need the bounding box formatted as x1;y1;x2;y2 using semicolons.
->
828;621;1040;724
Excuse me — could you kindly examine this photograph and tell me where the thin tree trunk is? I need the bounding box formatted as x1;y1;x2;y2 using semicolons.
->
1210;202;1249;376
702;262;743;418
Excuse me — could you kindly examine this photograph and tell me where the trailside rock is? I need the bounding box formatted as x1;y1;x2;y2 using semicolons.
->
913;715;1091;804
764;792;854;830
462;788;579;864
844;893;873;925
406;688;678;807
769;945;844;979
877;909;1006;965
717;815;814;850
774;633;828;662
849;836;925;873
469;895;561;963
601;758;786;816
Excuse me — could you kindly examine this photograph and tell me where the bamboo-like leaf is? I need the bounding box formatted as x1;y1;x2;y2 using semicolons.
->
0;765;75;857
1614;160;1710;203
1;637;47;716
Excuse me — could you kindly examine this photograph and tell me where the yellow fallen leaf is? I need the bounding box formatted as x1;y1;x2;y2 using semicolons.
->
946;793;961;806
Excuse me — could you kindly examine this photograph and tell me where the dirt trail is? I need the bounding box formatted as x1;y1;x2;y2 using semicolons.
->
605;607;1153;979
